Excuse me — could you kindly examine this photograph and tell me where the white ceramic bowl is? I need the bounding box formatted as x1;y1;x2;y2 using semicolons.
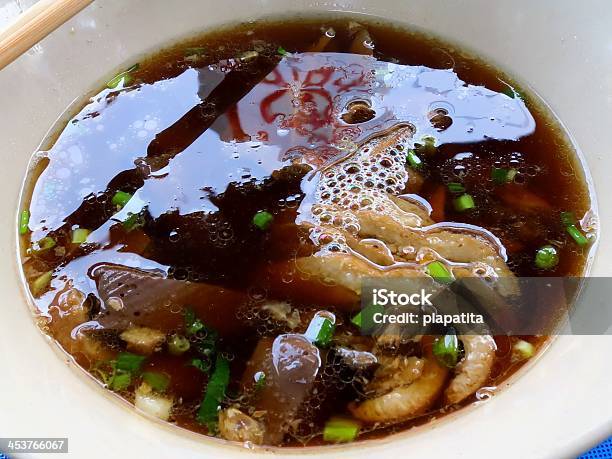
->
1;1;611;458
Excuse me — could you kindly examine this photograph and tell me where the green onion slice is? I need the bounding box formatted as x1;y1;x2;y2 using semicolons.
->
351;303;385;333
196;355;231;429
323;417;360;443
189;358;212;374
115;352;146;373
566;225;589;246
491;167;517;184
185;308;205;335
252;211;273;230
304;314;335;347
107;63;140;89
122;212;145;232
535;245;559;270
447;182;465;193
417;136;437;155
559;211;590;246
31;270;53;296
254;371;266;390
112;190;133;208
406;150;423;169
432;334;460;368
71;228;90;244
168;334;190;355
513;339;535;360
277;46;289;56
19;209;30;235
453;193;475;212
426;261;454;284
109;372;131;391
31;236;56;254
142;372;170;392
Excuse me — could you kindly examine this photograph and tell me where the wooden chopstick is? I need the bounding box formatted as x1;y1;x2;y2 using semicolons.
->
0;0;94;71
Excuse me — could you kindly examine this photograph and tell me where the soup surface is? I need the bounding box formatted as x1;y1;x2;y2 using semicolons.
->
18;15;595;447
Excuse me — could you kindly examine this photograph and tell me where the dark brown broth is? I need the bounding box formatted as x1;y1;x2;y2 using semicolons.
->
19;15;592;447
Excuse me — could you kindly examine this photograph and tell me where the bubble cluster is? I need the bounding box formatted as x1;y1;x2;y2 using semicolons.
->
309;125;414;252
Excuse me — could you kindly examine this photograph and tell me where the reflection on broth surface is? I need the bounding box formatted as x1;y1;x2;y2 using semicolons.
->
18;16;594;446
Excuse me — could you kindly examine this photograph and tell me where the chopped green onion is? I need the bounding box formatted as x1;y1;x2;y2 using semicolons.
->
426;261;454;284
560;211;577;227
447;182;465;193
406;150;423;169
31;236;56;254
31;270;53;296
168;334;190;355
19;209;30;235
185;308;205;335
112;190;133;208
109;372;131;391
559;211;589;246
351;303;385;333
304;315;335;347
416;136;437;155
71;228;90;244
323;417;360;443
115;352;146;373
254;371;266;390
197;355;231;429
503;87;524;100
189;358;211;374
566;224;589;246
512;339;535;360
122;212;145;232
535;245;559;270
277;46;289;56
432;334;460;368
252;211;273;230
491;167;517;184
453;193;475;212
107;63;140;89
238;50;259;61
142;372;170;392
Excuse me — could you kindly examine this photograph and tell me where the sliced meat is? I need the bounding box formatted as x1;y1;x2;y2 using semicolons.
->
350;349;448;423
91;263;248;336
120;326;166;355
296;252;425;295
444;334;497;405
219;408;265;445
241;335;322;445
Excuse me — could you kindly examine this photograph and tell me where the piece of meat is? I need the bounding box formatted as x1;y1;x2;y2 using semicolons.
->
47;287;113;365
334;346;378;371
444;335;497;405
240;335;322;445
295;121;517;298
120;326;166;355
296;252;425;295
91;264;248;336
350;347;448;423
219;408;265;445
367;355;424;396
